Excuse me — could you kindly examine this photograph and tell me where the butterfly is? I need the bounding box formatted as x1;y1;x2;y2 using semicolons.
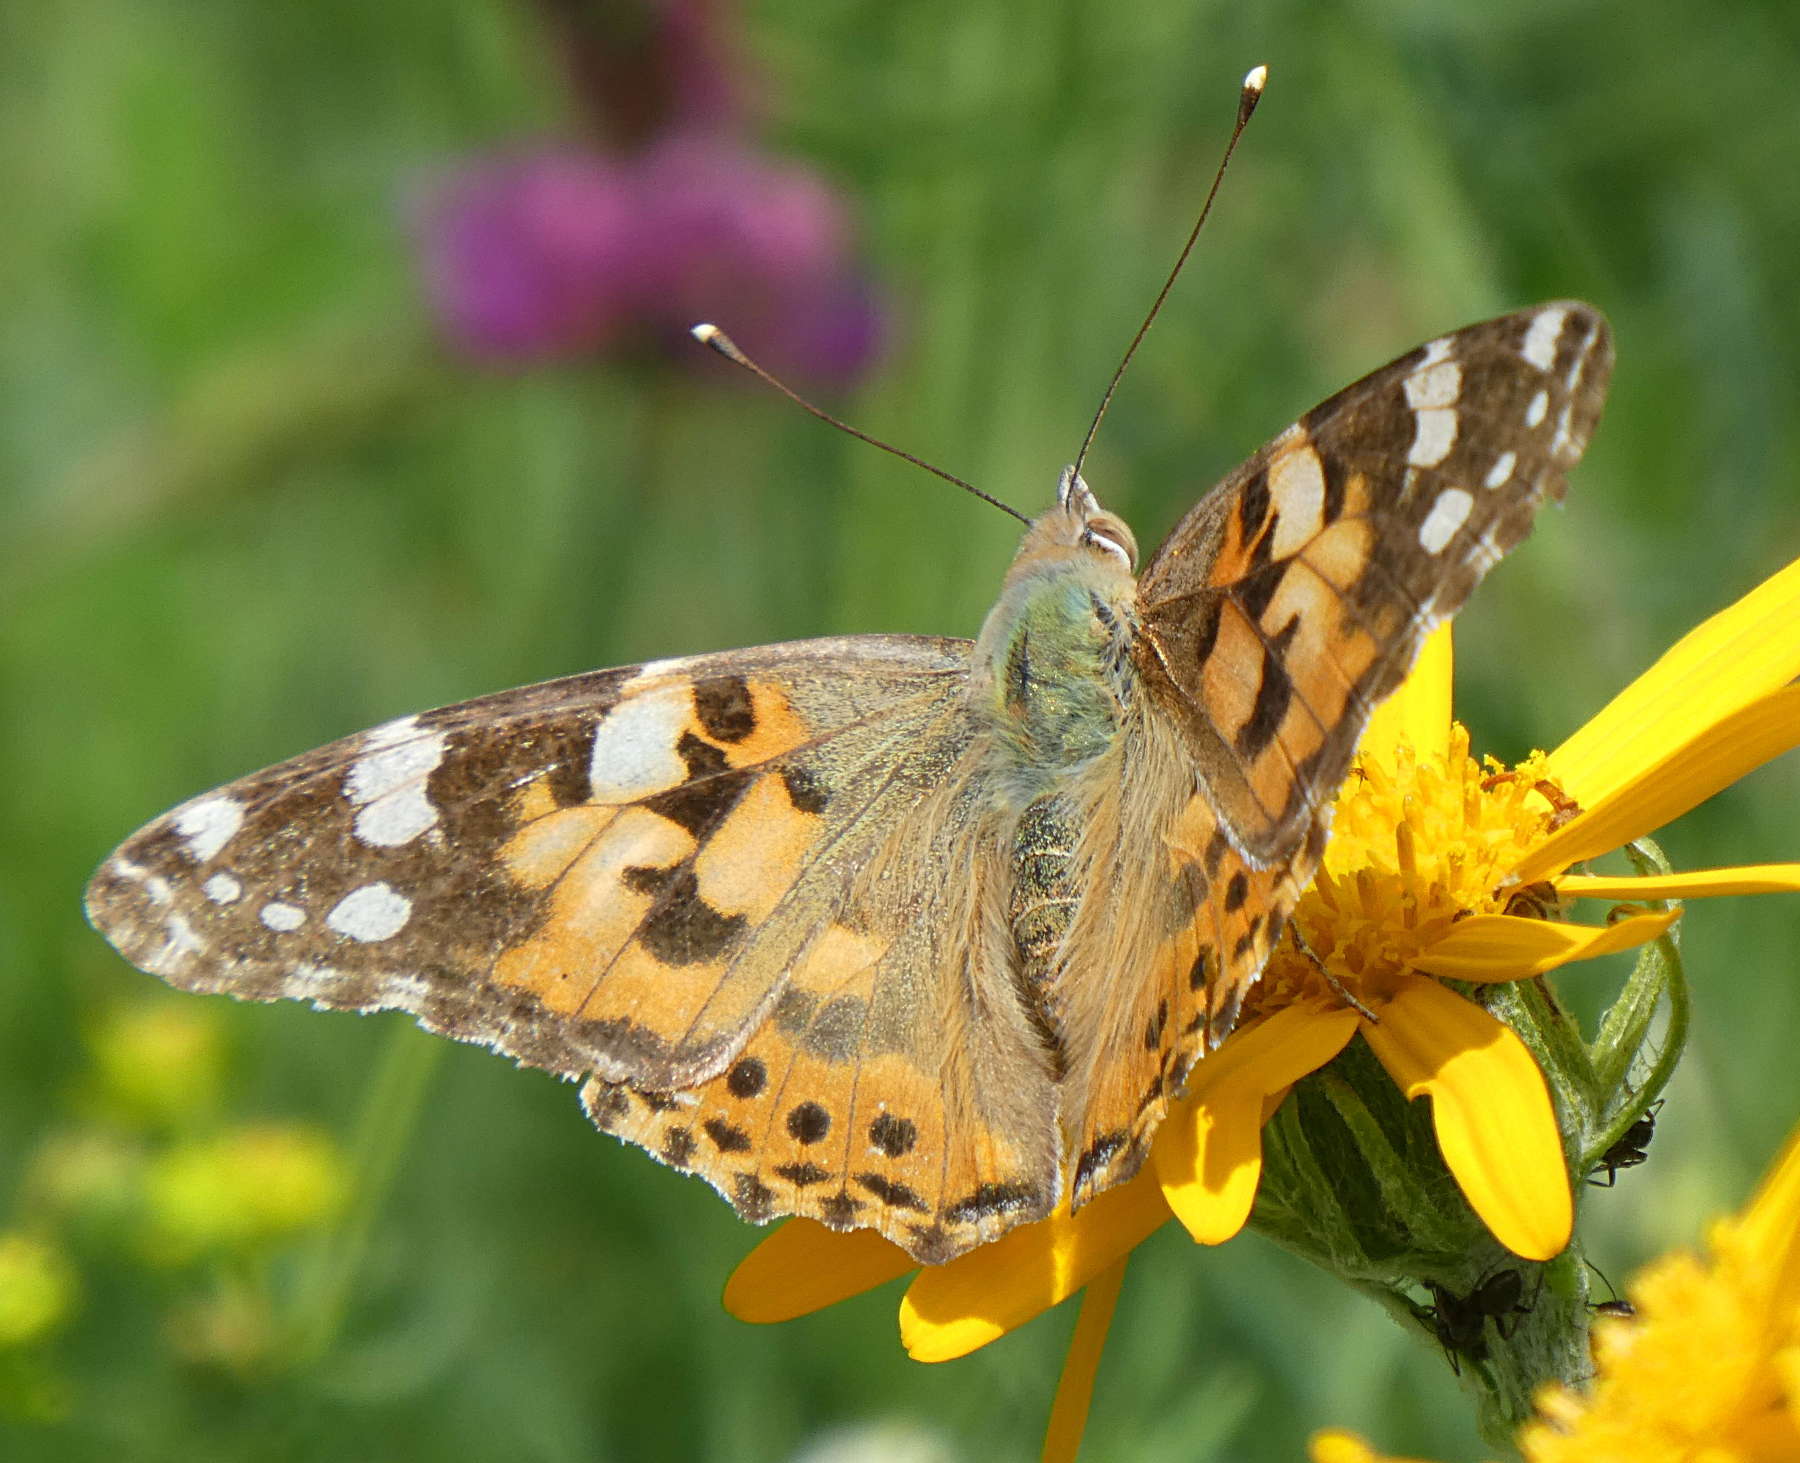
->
86;302;1613;1264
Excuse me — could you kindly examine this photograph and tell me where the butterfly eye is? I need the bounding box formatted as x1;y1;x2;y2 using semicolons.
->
1082;523;1135;570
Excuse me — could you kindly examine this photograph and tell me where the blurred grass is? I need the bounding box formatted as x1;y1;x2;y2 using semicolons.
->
4;1;1800;1459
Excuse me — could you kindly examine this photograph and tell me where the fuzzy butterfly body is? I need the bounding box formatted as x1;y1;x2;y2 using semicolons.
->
87;302;1612;1263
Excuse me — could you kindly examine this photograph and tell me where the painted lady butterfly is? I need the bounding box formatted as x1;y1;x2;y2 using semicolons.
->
86;302;1612;1263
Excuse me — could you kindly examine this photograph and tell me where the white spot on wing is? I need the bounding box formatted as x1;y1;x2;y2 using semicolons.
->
261;901;305;932
113;858;173;906
626;658;686;688
1525;389;1549;428
173;796;244;863
1416;337;1454;369
345;725;450;848
1404;360;1462;410
203;872;243;904
1521;307;1569;371
362;714;424;748
1267;448;1328;558
589;692;689;802
1407;407;1458;467
1483;450;1517;489
1552;400;1577;456
1418;488;1475;555
326;883;412;943
159;914;205;968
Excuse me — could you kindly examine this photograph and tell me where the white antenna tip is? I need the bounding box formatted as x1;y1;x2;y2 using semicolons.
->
690;322;746;364
1243;64;1268;95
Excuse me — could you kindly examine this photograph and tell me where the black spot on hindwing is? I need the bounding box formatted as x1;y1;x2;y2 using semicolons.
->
786;1102;831;1144
704;1117;753;1153
868;1113;916;1158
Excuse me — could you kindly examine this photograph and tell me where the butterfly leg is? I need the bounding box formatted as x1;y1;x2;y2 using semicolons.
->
1288;922;1382;1024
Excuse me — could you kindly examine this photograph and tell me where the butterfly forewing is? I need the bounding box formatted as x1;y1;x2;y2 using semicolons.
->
1138;302;1611;864
1064;303;1614;1201
86;635;1072;1262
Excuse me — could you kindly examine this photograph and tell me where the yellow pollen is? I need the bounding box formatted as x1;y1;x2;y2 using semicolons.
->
1250;724;1565;1015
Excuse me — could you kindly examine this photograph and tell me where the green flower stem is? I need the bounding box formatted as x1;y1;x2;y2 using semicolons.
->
1246;887;1694;1445
280;1023;443;1368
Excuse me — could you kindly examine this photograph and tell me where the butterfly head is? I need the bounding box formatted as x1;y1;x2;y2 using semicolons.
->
1053;466;1139;574
966;468;1143;768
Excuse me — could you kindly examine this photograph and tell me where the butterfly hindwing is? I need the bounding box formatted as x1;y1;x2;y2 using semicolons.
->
1063;302;1615;1201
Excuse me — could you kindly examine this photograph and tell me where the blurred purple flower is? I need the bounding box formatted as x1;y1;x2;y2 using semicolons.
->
423;151;642;360
417;1;882;384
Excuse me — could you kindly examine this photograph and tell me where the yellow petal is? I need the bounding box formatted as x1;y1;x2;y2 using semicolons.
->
1557;864;1800;900
1041;1258;1127;1463
1360;623;1454;768
1309;1431;1439;1463
1547;554;1800;809
899;1177;1170;1363
1523;684;1800;883
1411;908;1679;982
1152;1003;1361;1244
723;1219;915;1323
1362;976;1572;1260
1737;1124;1800;1304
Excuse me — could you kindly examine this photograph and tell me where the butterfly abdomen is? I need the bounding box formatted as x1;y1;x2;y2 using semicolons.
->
1006;794;1083;1077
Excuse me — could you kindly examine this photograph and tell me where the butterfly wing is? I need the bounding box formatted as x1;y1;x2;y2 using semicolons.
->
87;635;1061;1261
1065;302;1614;1202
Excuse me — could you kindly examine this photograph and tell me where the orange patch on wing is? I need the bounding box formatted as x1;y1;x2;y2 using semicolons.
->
577;941;736;1038
494;807;693;1011
511;776;561;826
693;773;819;924
502;804;617;888
722;681;815;767
1165;793;1223;868
1295;517;1375;593
789;923;890;997
1201;608;1266;748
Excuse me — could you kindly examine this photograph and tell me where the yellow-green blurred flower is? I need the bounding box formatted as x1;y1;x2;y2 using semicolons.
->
84;1001;225;1127
21;1129;150;1252
727;553;1800;1461
0;1233;79;1347
1315;1114;1800;1462
142;1123;347;1264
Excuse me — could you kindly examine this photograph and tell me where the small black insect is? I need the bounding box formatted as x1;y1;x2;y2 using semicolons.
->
1418;1268;1533;1374
1589;1099;1664;1187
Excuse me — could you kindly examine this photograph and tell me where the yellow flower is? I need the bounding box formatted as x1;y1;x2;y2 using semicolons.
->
727;556;1800;1460
0;1232;79;1347
141;1123;347;1264
84;1001;226;1127
1314;1116;1800;1463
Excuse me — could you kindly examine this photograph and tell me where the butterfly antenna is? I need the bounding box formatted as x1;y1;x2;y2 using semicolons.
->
690;324;1033;526
1069;63;1268;482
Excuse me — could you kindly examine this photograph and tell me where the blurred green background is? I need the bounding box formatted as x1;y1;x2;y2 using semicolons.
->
5;1;1800;1459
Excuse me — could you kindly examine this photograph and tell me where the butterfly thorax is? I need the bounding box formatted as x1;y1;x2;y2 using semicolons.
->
967;472;1140;794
